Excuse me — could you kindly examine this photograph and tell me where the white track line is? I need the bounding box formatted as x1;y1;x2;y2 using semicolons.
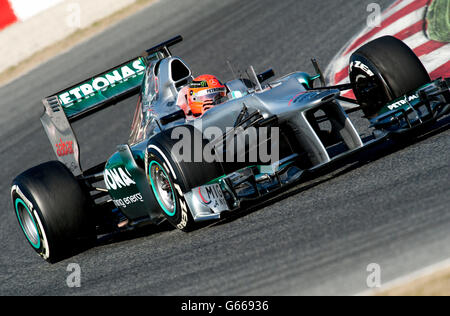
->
333;31;428;86
333;38;448;87
331;6;427;79
357;258;450;296
383;0;417;18
422;44;450;73
364;6;426;43
403;31;430;50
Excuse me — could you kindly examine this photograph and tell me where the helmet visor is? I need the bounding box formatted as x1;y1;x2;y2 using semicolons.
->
191;88;227;105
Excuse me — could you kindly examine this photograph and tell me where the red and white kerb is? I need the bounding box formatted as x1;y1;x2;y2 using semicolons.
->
326;0;450;99
0;0;64;30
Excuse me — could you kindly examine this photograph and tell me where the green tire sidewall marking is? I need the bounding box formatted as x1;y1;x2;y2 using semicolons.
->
15;198;41;249
149;160;177;217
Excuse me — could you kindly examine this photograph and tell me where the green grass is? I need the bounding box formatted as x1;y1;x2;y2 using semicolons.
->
426;0;450;42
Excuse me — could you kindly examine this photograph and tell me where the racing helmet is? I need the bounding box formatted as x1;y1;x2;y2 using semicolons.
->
188;75;227;116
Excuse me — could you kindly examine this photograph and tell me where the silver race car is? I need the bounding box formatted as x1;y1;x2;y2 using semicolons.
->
12;35;450;262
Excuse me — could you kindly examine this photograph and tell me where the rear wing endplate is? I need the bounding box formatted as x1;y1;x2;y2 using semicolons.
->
41;36;183;176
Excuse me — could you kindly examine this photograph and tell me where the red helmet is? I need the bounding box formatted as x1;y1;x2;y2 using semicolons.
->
188;75;227;116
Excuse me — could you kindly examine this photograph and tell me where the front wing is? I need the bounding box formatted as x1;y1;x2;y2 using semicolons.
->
185;78;450;222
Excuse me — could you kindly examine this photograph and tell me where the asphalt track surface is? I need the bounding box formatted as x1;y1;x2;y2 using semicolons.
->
0;0;449;296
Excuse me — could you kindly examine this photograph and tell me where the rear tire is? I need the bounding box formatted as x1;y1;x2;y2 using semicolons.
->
11;161;95;263
349;36;431;117
147;125;224;231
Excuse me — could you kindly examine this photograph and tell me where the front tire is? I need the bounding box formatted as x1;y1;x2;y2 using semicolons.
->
11;161;95;263
350;36;431;117
147;125;224;231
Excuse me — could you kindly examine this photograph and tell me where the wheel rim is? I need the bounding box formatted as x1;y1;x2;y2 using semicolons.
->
149;161;176;217
351;57;392;117
15;198;41;249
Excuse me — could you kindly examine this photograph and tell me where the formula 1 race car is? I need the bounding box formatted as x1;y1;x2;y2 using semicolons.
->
11;35;450;262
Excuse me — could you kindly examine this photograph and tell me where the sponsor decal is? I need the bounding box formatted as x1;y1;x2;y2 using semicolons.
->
104;167;136;191
350;61;375;77
198;187;211;205
288;91;308;106
58;58;146;107
55;138;74;157
387;94;419;110
112;193;144;209
288;91;334;106
177;199;188;230
196;184;228;212
190;81;209;88
205;88;225;94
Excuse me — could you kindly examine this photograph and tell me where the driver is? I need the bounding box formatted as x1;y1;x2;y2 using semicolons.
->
176;74;227;118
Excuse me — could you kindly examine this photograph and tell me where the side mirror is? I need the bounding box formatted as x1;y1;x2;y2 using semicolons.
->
257;69;275;84
311;59;326;87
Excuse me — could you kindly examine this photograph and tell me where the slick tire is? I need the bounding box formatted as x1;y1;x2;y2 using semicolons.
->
147;125;224;231
11;161;96;263
349;36;431;118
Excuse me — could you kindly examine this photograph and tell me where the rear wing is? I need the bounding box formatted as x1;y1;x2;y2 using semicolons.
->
40;36;183;176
